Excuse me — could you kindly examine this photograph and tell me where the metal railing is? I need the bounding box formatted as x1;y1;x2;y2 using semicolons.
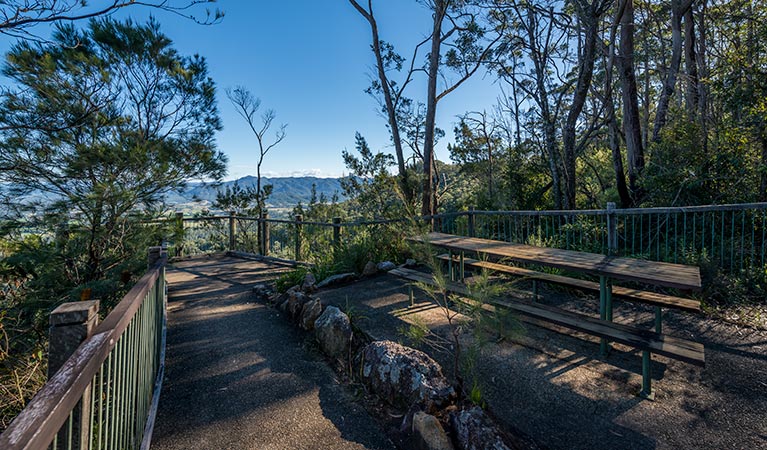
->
170;212;416;264
167;202;767;275
0;248;168;450
435;203;767;274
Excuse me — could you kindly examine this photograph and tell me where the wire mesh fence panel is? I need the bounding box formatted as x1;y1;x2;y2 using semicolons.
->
265;219;298;261
179;217;228;257
234;217;260;254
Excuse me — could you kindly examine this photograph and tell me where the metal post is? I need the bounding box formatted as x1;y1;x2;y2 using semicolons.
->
262;211;270;256
147;246;162;269
48;300;100;450
640;350;655;400
174;212;184;258
467;206;476;237
295;215;303;261
599;276;613;357
607;202;617;256
228;210;236;252
332;217;341;249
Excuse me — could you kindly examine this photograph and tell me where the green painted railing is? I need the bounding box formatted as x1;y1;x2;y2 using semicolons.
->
436;203;767;274
168;202;767;275
0;248;168;450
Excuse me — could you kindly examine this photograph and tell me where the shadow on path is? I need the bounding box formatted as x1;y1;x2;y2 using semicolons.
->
316;273;767;450
151;255;394;450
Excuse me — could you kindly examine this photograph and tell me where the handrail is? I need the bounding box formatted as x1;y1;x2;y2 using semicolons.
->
170;201;767;225
0;255;168;450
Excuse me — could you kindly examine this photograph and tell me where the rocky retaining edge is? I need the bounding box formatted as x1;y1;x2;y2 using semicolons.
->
254;267;517;450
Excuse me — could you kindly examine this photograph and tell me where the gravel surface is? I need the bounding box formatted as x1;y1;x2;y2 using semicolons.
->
150;255;395;450
316;272;767;450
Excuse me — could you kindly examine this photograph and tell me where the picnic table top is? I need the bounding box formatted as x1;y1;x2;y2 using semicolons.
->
410;232;702;291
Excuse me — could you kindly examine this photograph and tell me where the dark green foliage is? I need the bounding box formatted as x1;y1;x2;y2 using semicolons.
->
341;133;406;220
274;267;308;293
0;18;225;430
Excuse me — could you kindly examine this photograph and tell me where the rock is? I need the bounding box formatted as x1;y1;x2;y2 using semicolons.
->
270;291;291;311
377;261;396;272
449;407;511;450
302;272;317;292
413;412;455;450
252;284;272;299
287;291;313;320
300;299;323;331
316;272;356;289
405;258;417;267
359;340;454;409
362;260;377;277
314;306;353;358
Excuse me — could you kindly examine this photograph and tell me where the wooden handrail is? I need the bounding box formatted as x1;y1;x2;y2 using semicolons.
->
0;257;167;450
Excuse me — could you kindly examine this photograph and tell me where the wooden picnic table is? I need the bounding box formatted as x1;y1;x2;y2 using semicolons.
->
409;232;704;399
410;232;701;290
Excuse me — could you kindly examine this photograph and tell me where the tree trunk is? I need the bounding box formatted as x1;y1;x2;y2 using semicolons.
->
525;5;562;209
696;0;709;153
618;0;645;202
563;7;600;210
684;7;699;119
653;0;693;141
421;0;447;216
348;1;411;203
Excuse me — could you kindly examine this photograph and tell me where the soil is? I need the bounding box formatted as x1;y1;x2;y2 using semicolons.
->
315;270;767;450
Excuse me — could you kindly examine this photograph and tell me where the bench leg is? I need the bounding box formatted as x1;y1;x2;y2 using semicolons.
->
654;306;662;333
460;251;465;282
409;286;414;308
600;276;613;357
532;280;538;302
448;250;454;282
640;350;655;400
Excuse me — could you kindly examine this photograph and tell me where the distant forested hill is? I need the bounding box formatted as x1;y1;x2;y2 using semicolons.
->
165;176;346;208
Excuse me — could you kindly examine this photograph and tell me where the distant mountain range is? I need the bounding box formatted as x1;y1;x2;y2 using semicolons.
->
165;176;347;208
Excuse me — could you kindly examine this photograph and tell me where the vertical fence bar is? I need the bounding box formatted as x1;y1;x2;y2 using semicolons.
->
294;215;303;261
228;211;236;252
606;202;617;256
467;207;475;238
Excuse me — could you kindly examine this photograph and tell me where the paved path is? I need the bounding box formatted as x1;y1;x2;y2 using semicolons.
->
316;272;767;450
151;255;394;450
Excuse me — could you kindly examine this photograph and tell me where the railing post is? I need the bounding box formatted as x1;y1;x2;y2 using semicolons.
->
295;214;303;261
333;217;341;249
148;245;163;268
174;212;184;257
261;211;270;256
48;300;100;450
229;210;237;252
607;202;617;256
467;206;476;237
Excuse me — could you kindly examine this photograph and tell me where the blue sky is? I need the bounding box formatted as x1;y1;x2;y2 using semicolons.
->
1;1;503;180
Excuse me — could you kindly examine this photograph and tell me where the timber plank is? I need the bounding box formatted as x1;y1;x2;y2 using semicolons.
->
389;267;705;366
435;255;701;312
410;232;702;290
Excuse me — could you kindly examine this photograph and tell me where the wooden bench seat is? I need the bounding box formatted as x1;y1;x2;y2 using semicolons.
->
436;254;701;313
389;267;705;367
